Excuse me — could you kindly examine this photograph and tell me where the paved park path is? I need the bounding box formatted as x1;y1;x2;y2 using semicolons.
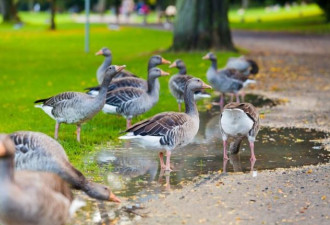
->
133;30;330;225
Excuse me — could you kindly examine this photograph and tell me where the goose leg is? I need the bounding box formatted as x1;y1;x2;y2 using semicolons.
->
165;150;172;171
178;103;182;112
249;141;256;162
76;124;81;142
235;93;240;103
241;91;245;102
219;93;224;109
55;122;60;140
126;119;132;129
159;152;166;169
223;157;229;173
223;140;229;160
230;94;234;102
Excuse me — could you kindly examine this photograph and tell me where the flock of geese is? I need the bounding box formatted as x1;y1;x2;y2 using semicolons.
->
0;47;260;225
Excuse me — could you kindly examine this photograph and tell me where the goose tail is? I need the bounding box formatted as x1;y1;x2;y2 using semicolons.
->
247;59;259;74
243;79;257;87
118;132;137;140
69;199;86;217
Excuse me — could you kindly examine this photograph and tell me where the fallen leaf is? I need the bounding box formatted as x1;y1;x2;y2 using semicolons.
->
321;196;326;200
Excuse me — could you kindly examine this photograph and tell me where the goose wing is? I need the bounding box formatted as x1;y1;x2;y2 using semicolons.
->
108;77;146;91
126;112;189;145
224;69;248;82
114;70;137;79
224;102;260;137
105;87;145;106
172;75;192;93
34;92;84;106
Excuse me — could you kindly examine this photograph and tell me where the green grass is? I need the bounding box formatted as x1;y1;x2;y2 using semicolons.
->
0;23;238;177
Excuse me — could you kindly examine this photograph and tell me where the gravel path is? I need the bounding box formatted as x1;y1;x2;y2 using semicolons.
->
134;31;330;225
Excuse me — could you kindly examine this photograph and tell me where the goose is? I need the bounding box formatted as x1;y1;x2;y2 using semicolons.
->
34;65;126;142
219;102;260;162
225;56;259;76
103;67;169;128
169;59;210;111
0;134;76;225
86;55;171;96
95;47;136;84
119;78;212;171
10;131;121;203
202;52;244;108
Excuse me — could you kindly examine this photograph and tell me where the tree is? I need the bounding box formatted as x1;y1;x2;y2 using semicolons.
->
0;0;20;22
50;0;56;30
316;0;330;23
172;0;234;51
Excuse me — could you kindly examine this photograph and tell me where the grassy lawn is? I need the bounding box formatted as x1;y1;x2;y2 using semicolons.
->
0;23;238;177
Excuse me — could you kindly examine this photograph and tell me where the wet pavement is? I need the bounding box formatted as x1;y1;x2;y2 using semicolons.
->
70;109;329;224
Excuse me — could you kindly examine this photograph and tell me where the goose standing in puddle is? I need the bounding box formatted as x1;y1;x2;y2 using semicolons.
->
169;59;210;111
10;131;121;203
220;102;260;162
34;65;125;141
120;78;212;171
0;134;79;225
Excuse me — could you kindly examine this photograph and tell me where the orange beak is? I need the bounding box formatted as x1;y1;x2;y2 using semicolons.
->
109;192;121;203
0;143;5;156
95;50;103;56
202;54;210;60
202;83;212;89
160;70;170;76
169;61;177;68
161;57;171;64
115;65;126;72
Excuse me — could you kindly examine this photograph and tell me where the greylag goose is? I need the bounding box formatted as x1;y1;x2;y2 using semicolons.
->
219;102;260;162
103;67;169;128
86;55;171;96
10;131;121;203
169;59;210;111
119;78;212;171
202;52;244;108
34;65;126;142
0;134;75;225
96;47;136;83
226;56;259;76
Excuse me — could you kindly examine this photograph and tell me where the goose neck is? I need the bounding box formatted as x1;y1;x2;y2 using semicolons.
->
184;87;198;116
179;66;187;75
147;77;160;95
211;59;218;70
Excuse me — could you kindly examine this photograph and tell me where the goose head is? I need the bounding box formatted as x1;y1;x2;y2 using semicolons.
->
104;65;126;79
186;78;212;92
84;182;121;203
202;52;217;61
95;47;112;57
0;134;15;159
169;59;185;69
148;67;170;79
148;55;171;69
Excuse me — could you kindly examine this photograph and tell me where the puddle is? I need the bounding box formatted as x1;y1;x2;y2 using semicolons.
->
71;111;329;224
209;93;280;113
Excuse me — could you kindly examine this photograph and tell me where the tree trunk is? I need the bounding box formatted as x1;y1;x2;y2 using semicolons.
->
212;0;235;50
0;0;20;22
172;0;234;51
50;0;56;30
